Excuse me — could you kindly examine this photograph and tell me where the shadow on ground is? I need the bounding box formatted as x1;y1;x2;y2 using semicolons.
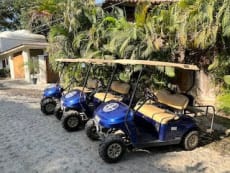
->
0;88;42;98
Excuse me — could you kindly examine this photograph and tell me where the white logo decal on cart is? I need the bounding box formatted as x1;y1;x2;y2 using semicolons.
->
65;91;77;98
171;127;177;131
103;103;119;112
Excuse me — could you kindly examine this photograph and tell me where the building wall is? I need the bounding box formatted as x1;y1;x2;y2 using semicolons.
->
2;47;48;83
38;55;47;84
8;54;14;79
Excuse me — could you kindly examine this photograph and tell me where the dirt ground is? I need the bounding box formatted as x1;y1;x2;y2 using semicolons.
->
0;87;229;173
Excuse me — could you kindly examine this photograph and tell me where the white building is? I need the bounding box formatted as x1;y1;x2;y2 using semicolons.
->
0;30;58;83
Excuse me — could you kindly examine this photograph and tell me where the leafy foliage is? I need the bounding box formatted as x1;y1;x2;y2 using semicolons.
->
224;75;230;85
16;0;230;112
0;0;35;31
217;92;230;114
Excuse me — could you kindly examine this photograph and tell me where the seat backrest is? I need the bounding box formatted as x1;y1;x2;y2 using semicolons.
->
110;81;130;95
86;78;98;89
155;89;189;110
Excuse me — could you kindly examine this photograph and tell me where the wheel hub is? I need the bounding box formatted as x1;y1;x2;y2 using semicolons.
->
46;103;55;112
91;126;96;133
67;116;79;128
107;143;122;159
188;134;198;148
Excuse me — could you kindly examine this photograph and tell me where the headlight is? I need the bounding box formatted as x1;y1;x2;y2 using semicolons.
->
94;115;100;124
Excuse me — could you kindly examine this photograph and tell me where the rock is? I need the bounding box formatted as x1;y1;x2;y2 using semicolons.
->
225;129;230;136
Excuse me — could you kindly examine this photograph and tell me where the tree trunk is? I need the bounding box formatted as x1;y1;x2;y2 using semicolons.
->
178;47;185;63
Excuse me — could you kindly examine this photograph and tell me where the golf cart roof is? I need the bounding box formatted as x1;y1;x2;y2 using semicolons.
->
56;58;199;70
56;58;115;64
114;59;199;71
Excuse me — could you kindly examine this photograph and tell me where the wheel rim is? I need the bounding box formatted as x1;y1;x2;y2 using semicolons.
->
90;126;99;138
107;143;122;159
45;103;55;113
188;134;198;148
67;116;79;128
91;126;97;133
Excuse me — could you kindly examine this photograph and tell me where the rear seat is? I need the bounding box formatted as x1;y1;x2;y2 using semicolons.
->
94;81;130;102
155;89;189;110
73;78;98;93
134;103;179;124
135;89;188;124
94;93;123;102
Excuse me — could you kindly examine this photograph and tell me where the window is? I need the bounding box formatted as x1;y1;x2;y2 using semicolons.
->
2;59;6;68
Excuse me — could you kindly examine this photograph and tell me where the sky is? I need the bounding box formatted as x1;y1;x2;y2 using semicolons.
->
95;0;105;6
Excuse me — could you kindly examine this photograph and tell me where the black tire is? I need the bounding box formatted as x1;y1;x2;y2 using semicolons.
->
183;130;199;150
62;112;82;132
54;105;63;120
40;98;56;115
99;135;126;163
85;119;99;140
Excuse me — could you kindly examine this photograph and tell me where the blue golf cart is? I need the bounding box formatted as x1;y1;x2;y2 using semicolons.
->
53;58;108;121
40;62;79;115
91;59;215;163
40;59;90;115
56;58;132;132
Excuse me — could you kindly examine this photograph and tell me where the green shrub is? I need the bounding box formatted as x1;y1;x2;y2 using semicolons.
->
0;68;10;77
217;92;230;115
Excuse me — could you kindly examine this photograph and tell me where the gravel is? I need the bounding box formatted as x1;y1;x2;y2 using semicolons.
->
0;88;229;173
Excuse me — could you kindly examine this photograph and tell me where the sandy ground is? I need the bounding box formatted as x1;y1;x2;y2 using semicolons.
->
0;87;230;173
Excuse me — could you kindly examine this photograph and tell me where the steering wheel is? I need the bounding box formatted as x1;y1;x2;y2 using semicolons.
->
144;88;158;102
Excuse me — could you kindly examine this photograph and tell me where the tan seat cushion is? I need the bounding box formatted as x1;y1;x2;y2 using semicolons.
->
110;81;130;95
73;86;92;93
135;103;178;124
94;92;122;102
151;112;179;124
72;79;98;93
155;89;189;110
134;103;165;115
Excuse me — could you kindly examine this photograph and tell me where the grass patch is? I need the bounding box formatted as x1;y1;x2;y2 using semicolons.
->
217;93;230;115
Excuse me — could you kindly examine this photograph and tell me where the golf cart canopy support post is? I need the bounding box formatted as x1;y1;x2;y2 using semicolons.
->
65;65;79;92
81;63;92;94
103;65;118;102
125;67;143;136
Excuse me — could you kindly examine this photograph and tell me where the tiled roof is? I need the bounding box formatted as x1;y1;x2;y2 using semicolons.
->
105;0;178;4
